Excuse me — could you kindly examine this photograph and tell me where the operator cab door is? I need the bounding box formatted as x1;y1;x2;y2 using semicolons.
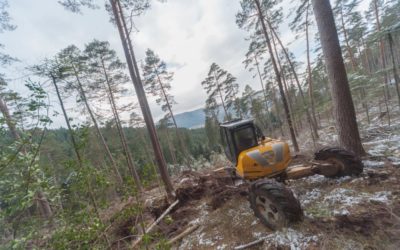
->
232;125;258;159
220;124;258;164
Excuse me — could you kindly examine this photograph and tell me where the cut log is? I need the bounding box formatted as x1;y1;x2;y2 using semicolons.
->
131;199;179;248
285;166;314;179
234;238;265;250
167;223;199;245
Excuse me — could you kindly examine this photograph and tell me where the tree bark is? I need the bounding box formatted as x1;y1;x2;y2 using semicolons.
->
388;33;400;108
110;0;174;196
311;0;365;156
305;1;319;131
373;0;390;99
339;4;357;71
254;0;299;152
0;96;21;140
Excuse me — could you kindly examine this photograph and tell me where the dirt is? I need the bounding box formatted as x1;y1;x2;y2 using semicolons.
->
102;112;400;249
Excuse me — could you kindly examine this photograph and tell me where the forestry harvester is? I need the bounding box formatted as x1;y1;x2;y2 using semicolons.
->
219;119;363;229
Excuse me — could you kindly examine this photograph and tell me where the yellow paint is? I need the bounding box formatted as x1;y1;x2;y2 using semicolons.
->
236;138;291;179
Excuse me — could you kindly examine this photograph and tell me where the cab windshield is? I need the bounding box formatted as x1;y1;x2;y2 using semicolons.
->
234;126;258;153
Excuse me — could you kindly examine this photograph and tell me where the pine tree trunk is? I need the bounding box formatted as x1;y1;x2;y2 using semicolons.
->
164;128;178;165
213;71;229;119
254;0;299;152
72;67;124;187
111;0;174;196
270;33;298;136
155;69;192;169
305;1;319;131
339;5;357;71
254;56;273;135
373;0;390;99
0;96;20;140
388;33;400;108
266;17;319;140
101;60;143;192
51;74;100;216
311;0;365;156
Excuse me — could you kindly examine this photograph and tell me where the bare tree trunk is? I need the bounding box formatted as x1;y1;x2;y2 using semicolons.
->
51;74;100;217
373;0;390;99
305;1;319;131
111;0;174;196
339;4;357;71
265;17;319;140
163;128;178;166
0;96;20;140
213;71;229;119
155;70;192;169
72;67;124;187
270;33;298;136
311;0;365;156
254;0;299;152
101;61;143;192
254;56;273;135
388;33;400;108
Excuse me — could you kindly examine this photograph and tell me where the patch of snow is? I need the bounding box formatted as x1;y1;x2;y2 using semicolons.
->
198;232;215;246
252;231;263;238
300;188;321;206
302;175;326;184
324;188;392;211
333;208;350;216
263;228;319;250
369;191;391;203
216;244;227;250
336;176;352;183
363;160;385;168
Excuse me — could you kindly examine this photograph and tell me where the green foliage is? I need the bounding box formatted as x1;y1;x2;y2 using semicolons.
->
49;212;105;249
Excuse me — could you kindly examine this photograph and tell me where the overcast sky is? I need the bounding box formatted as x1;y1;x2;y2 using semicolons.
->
1;0;368;127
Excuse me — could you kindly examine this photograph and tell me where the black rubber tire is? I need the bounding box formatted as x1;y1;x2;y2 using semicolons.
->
249;179;303;230
314;147;364;177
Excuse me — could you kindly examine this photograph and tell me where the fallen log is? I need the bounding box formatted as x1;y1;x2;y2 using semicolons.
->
234;238;265;250
167;223;200;245
131;199;180;248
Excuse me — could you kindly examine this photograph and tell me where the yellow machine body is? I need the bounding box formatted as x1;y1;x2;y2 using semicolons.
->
235;138;292;179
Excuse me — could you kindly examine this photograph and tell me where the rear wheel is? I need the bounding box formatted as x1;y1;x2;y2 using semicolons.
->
249;179;303;230
314;147;363;177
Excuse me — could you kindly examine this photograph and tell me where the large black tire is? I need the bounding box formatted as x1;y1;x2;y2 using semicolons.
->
249;179;303;230
314;147;363;177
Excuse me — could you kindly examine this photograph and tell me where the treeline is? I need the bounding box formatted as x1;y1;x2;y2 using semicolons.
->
202;0;400;153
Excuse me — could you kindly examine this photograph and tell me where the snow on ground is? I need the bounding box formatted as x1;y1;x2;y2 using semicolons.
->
263;228;319;250
176;113;400;249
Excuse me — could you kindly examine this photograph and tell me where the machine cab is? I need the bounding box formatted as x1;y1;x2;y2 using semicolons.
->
220;119;262;164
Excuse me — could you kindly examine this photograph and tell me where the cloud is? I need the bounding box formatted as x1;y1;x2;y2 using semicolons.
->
3;0;370;126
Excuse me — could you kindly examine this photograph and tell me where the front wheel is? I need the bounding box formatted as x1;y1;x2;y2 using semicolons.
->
249;179;303;230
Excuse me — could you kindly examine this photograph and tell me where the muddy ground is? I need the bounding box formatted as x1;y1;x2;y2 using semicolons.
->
103;113;400;250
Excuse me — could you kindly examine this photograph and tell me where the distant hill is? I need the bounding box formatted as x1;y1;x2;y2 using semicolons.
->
174;108;206;128
164;90;268;129
161;106;225;129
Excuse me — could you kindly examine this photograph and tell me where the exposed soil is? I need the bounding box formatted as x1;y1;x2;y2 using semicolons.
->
102;114;400;250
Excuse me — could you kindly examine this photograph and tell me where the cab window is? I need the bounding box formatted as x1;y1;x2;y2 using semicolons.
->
234;126;257;153
220;128;235;162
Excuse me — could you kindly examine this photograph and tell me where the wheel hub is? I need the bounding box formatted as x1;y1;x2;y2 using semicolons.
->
255;195;284;228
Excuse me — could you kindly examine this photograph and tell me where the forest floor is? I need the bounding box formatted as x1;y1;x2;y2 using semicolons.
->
104;111;400;250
